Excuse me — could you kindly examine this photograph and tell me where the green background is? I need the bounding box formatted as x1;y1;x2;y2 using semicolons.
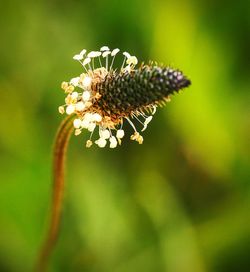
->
0;0;249;271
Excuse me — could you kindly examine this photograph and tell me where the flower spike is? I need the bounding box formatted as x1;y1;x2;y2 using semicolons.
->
59;46;191;148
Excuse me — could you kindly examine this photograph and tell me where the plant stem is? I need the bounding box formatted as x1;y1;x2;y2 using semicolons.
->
36;115;74;272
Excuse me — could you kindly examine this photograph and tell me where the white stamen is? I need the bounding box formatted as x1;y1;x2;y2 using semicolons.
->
82;76;92;89
66;104;75;115
145;116;153;125
81;118;90;129
95;138;107;148
75;101;85;111
132;113;144;126
71;91;78;100
100;46;110;51
102;51;111;58
75;129;82;136
82;90;91;101
111;48;120;56
124;65;131;73
92;113;102;122
110;48;120;70
100;129;110;139
141;116;153;131
109;136;117;148
125;117;137;132
70;77;80;86
86;139;93;148
58;106;65;114
88;122;96;132
84;112;93;121
152;105;157;115
116;129;125;139
122;52;132;71
130;132;143;144
73;118;82;128
102;51;111;70
88;51;101;58
98;56;102;67
123;52;131;58
126;56;138;66
82;57;91;66
80;49;87;56
73;54;83;60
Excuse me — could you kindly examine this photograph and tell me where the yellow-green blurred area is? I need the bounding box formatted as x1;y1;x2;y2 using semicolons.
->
0;0;249;271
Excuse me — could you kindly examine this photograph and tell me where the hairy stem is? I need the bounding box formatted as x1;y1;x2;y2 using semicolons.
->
36;115;74;272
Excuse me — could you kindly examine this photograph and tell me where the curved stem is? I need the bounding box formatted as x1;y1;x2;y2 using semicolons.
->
36;115;74;272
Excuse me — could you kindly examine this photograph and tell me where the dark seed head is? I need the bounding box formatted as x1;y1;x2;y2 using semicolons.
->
94;64;191;119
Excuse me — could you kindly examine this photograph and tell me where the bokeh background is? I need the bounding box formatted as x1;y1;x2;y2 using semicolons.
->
0;0;249;271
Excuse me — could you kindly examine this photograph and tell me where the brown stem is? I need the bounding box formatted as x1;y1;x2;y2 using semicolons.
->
36;115;74;272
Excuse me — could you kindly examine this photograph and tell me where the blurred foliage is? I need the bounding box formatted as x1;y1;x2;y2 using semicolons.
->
0;0;249;271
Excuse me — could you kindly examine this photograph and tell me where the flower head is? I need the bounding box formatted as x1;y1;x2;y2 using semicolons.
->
59;46;191;148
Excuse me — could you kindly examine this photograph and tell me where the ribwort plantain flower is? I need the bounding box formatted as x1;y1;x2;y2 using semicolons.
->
37;46;191;271
59;46;191;148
